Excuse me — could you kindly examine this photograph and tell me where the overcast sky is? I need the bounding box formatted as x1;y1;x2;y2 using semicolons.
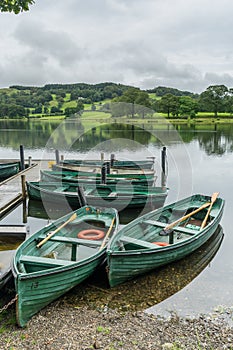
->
0;0;233;93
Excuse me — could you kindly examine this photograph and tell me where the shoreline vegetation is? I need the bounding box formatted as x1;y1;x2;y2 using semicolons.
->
1;111;233;124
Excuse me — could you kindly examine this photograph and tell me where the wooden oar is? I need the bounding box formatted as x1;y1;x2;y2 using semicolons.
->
161;201;211;234
99;217;115;250
36;212;77;248
200;192;219;229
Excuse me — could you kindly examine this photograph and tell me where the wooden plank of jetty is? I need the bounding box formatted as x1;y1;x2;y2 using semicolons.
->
0;160;50;218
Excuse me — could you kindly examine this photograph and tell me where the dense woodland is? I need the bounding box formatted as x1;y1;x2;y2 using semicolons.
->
0;82;233;119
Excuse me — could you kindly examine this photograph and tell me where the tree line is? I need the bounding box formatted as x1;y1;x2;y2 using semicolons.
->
0;83;233;119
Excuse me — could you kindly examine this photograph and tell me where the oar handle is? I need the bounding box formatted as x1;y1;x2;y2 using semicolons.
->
36;213;77;248
201;192;219;229
99;217;115;250
164;202;210;231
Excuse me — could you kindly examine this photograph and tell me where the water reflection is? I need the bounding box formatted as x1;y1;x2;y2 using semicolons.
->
0;229;26;290
63;225;223;311
0;120;233;156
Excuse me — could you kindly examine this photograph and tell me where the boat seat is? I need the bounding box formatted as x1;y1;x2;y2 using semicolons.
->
173;226;196;235
38;235;102;247
53;187;67;193
120;236;161;249
84;188;95;195
144;220;197;235
143;220;167;228
108;192;117;197
20;255;71;267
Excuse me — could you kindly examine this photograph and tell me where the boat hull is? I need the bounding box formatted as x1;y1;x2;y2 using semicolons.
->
40;170;155;187
107;194;224;287
12;206;118;327
0;162;20;180
26;181;168;210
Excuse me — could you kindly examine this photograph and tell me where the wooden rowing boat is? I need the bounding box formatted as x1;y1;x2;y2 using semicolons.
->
106;193;224;287
52;163;155;176
26;181;169;211
60;159;155;170
12;205;119;327
0;225;27;290
40;170;156;187
0;162;20;180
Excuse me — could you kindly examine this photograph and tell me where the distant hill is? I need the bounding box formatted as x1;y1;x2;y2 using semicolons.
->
0;82;199;119
147;86;199;98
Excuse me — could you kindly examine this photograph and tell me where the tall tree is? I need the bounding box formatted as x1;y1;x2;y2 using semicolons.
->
158;94;179;117
179;96;198;117
114;88;151;118
0;0;34;14
199;85;228;117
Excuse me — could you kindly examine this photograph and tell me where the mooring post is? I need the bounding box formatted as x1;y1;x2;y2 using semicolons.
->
28;156;32;167
55;150;60;164
105;161;110;174
101;165;106;184
101;152;104;161
110;154;115;167
161;146;166;175
77;186;87;207
19;145;25;170
21;175;27;200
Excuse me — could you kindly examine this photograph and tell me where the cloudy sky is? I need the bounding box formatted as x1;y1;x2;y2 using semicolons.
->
0;0;233;93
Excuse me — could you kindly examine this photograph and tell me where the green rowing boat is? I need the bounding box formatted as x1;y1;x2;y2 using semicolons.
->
26;181;169;211
12;206;119;327
0;162;20;180
61;159;155;170
106;193;224;287
52;163;155;176
40;170;155;186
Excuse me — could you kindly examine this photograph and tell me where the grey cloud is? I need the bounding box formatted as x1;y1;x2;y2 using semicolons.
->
13;21;82;66
0;0;233;92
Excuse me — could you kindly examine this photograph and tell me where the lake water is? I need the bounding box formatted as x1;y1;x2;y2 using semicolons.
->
0;118;232;319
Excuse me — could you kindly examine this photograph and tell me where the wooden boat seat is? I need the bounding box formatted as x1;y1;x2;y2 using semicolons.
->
53;187;67;193
84;188;95;195
144;220;197;235
38;235;102;247
143;220;167;228
108;192;117;197
120;236;162;249
173;226;197;235
20;255;71;267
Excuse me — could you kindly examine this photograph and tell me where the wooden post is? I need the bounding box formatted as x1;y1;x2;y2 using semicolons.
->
55;150;60;164
101;165;106;184
161;146;166;175
20;145;25;170
101;152;104;161
105;161;110;174
21;175;27;200
110;154;115;166
28;156;32;167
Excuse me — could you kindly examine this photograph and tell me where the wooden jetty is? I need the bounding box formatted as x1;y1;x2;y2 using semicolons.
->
0;160;50;218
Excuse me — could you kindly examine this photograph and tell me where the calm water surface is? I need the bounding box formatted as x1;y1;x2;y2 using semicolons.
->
0;119;232;318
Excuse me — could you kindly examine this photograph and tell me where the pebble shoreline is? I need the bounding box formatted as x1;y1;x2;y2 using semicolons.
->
0;302;232;350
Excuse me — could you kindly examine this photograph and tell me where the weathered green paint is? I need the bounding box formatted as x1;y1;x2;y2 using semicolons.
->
26;181;169;210
12;206;119;327
61;159;154;170
40;170;155;186
52;163;155;176
106;194;225;287
0;162;20;180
